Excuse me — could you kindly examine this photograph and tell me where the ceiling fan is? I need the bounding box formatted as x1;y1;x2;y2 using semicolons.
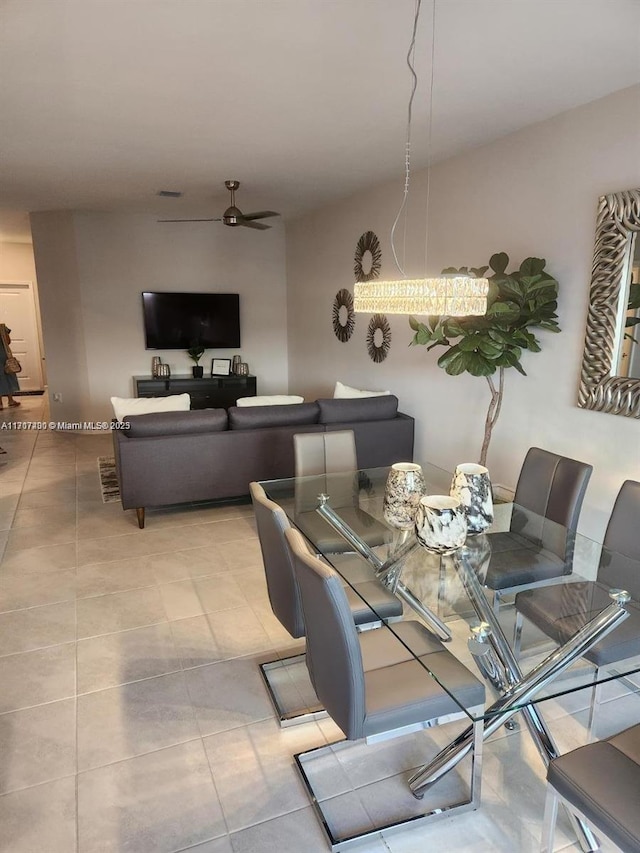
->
159;180;279;230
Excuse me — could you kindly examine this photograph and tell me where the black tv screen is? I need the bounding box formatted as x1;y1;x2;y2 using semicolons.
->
142;292;241;349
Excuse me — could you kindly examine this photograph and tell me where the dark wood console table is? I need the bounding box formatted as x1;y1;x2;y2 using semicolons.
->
134;374;257;410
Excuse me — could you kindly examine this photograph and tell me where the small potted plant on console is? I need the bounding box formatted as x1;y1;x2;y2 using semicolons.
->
187;345;205;378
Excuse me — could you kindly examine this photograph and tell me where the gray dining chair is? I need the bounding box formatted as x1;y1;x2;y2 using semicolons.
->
484;447;593;613
540;722;640;852
293;429;390;552
284;525;485;849
249;481;402;726
515;479;640;739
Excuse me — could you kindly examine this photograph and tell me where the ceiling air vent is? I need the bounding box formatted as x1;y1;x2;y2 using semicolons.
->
157;190;183;198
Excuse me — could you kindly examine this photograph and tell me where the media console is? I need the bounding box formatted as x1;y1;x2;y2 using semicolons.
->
134;374;257;410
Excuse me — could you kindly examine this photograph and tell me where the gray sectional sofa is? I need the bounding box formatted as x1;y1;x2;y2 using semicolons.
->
112;395;414;527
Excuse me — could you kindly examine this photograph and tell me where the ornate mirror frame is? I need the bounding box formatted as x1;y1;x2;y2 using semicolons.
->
578;188;640;418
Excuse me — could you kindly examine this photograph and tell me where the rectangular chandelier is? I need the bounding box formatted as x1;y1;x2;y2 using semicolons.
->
353;276;489;316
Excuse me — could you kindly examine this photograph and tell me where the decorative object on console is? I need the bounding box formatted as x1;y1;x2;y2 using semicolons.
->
110;393;190;422
236;362;249;376
332;289;356;342
366;313;391;363
231;355;242;374
351;2;488;320
415;495;467;555
187;345;205;378
156;363;170;377
236;395;304;407
354;231;382;283
151;356;162;377
211;358;231;376
383;462;426;530
450;463;493;535
333;380;390;398
409;252;560;465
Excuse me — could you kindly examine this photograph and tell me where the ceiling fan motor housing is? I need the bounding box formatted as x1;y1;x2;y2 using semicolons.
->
223;205;242;226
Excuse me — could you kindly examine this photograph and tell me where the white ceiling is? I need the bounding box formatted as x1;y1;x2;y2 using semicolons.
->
1;0;639;242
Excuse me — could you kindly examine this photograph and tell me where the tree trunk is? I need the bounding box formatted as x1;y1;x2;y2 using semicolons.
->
479;367;504;467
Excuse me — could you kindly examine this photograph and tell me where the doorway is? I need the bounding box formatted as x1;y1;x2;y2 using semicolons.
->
0;281;45;392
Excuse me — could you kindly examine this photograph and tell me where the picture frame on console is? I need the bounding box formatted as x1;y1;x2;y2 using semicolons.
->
211;358;231;376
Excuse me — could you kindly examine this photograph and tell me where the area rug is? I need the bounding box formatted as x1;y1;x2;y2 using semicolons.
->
98;456;121;503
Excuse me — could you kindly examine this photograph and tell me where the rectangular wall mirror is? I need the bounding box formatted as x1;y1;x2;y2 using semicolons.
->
578;188;640;417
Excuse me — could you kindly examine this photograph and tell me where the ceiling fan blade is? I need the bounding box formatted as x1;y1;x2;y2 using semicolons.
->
239;219;271;230
241;211;280;221
158;218;221;223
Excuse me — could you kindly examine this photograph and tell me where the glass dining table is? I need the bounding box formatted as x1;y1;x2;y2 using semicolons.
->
261;462;640;852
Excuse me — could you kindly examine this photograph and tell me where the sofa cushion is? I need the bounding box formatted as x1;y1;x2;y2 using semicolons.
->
236;395;304;407
123;408;228;437
317;395;399;424
333;381;391;399
111;393;190;421
228;402;320;429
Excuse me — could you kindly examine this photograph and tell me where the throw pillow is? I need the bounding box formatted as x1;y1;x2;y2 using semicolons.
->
110;393;191;421
236;395;304;407
333;381;391;399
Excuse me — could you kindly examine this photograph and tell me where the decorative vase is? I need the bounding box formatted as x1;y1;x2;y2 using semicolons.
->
415;495;467;555
450;463;493;535
383;462;426;530
192;365;204;378
151;356;162;377
231;355;242;374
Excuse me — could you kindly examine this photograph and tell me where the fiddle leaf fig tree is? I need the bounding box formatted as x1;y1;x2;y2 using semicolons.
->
409;253;560;466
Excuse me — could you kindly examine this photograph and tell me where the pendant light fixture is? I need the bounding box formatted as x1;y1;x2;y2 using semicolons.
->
353;0;488;317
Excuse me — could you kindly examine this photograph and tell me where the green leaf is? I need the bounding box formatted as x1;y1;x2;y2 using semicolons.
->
489;252;509;274
496;276;524;302
466;353;496;376
408;316;421;331
438;351;467;375
437;344;464;369
477;338;503;357
519;257;546;277
470;266;489;277
625;317;640;328
414;328;432;346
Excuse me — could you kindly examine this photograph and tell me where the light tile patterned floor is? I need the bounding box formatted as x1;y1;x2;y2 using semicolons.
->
0;398;629;851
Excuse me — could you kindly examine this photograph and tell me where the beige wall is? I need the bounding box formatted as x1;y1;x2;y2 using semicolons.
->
286;85;640;537
31;212;288;422
30;211;91;419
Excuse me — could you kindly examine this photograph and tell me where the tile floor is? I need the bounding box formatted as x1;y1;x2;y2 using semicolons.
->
0;397;634;852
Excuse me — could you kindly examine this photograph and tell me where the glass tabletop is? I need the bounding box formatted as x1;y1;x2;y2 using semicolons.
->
261;463;640;723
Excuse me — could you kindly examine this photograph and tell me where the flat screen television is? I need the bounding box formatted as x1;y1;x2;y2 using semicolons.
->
142;292;241;349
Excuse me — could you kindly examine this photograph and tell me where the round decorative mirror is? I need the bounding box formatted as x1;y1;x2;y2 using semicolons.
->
354;231;382;282
367;313;391;362
332;289;355;342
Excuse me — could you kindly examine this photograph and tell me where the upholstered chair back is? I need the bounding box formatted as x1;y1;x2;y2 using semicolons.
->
512;447;593;564
285;526;366;739
249;481;305;639
293;430;359;512
598;480;640;598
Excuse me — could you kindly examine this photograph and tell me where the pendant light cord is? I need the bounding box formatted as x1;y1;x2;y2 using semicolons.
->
390;0;422;276
424;0;436;280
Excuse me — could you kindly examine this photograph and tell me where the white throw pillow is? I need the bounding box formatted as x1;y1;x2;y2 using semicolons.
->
236;395;304;407
110;393;191;421
333;381;391;399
